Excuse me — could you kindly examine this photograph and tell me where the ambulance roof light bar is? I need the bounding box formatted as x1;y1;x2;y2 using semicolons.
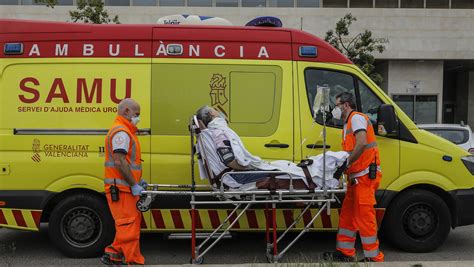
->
245;16;283;28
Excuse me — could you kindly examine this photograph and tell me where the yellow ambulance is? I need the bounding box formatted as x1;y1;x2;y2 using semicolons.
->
1;19;474;258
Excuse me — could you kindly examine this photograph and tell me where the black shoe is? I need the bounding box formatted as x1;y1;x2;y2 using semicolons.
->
322;251;355;262
100;254;124;266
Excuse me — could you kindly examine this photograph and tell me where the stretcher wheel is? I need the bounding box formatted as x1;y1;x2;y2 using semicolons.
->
190;256;204;264
266;254;274;263
136;197;150;212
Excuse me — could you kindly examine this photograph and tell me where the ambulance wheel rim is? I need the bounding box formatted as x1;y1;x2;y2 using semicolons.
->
61;206;102;248
402;203;436;238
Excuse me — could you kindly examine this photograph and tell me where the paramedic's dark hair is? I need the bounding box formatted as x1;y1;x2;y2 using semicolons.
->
196;105;213;126
335;92;356;109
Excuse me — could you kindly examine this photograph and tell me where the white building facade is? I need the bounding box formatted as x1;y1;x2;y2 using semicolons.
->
2;0;474;126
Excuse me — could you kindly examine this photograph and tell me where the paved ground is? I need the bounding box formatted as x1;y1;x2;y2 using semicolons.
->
1;224;474;265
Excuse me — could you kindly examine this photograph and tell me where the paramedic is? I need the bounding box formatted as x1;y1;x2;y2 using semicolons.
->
196;105;268;185
101;98;146;265
323;92;384;262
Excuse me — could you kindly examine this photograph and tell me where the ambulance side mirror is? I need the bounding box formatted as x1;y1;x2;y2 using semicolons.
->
376;104;398;137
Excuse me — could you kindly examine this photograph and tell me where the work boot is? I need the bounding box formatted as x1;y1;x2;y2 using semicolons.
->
100;254;124;266
322;251;355;262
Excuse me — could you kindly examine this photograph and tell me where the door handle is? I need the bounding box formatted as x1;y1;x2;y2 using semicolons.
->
306;144;331;149
265;143;289;148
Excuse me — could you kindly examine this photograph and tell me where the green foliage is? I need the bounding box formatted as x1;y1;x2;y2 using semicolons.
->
34;0;120;24
325;13;386;86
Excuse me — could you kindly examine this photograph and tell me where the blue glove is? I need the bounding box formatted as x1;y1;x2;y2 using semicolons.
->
139;178;148;189
131;183;145;196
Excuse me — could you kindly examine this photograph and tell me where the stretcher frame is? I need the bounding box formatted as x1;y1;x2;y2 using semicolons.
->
136;115;346;264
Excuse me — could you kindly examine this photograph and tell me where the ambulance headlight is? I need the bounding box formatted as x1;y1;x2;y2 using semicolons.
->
461;155;474;175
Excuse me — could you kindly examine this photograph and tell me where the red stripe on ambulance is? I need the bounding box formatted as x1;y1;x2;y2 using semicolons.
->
151;210;166;229
246;210;258;229
170;210;184;229
302;208;313;227
321;211;332;228
208;210;221;228
376;209;385;228
140;213;147;229
283;210;293;228
12;210;27;227
189;210;202;229
31;210;42;228
226;210;240;229
0;210;7;224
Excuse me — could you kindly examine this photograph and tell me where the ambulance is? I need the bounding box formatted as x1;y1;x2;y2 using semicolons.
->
1;19;474;258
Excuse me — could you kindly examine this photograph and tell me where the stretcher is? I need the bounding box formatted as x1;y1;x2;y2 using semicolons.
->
137;112;346;264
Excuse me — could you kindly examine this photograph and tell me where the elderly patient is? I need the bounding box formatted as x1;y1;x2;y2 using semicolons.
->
196;106;269;188
195;106;347;189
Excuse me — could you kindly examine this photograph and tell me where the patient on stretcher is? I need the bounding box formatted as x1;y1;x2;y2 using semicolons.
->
195;106;347;190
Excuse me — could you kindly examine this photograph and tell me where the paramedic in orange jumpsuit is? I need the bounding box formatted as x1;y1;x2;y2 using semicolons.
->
323;92;384;262
101;98;146;265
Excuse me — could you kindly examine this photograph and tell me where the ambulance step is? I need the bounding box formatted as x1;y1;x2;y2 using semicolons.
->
167;232;232;239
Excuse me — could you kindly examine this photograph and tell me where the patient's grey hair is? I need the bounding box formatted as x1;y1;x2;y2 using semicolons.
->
196;105;214;126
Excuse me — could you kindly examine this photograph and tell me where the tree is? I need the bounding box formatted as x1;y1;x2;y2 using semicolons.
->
34;0;120;24
325;13;385;85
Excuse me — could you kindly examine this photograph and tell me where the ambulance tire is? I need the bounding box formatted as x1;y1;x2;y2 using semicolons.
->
49;193;115;258
383;189;451;253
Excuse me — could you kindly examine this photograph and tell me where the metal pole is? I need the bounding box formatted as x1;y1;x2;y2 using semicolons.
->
322;103;327;195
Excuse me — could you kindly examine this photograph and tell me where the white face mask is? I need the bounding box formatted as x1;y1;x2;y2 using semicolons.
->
131;116;140;126
331;106;342;120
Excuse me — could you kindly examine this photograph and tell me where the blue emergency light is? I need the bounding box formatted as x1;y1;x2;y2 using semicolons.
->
4;43;23;55
245;16;283;28
299;46;317;57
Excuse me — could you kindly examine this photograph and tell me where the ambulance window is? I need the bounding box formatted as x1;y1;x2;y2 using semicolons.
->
358;80;383;125
229;72;275;124
304;69;356;128
152;64;282;137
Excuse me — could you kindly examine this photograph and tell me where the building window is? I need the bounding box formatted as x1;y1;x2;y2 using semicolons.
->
242;0;266;7
21;0;73;4
392;95;438;124
451;0;474;8
105;0;130;5
401;0;424;8
426;0;449;8
133;0;157;5
350;0;373;8
1;0;19;4
269;0;293;7
188;0;212;6
216;0;238;6
323;0;347;7
297;0;319;7
160;0;184;5
375;0;398;7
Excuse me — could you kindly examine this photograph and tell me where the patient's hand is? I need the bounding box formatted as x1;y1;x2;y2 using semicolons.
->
227;160;249;171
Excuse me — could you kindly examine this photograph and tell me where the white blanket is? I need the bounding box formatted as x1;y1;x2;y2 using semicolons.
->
199;118;348;189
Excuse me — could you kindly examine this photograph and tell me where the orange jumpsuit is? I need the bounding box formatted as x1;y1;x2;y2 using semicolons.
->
104;116;145;265
336;111;384;262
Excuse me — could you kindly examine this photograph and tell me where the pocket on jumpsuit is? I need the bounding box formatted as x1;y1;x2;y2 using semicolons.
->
115;217;139;243
356;176;376;205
